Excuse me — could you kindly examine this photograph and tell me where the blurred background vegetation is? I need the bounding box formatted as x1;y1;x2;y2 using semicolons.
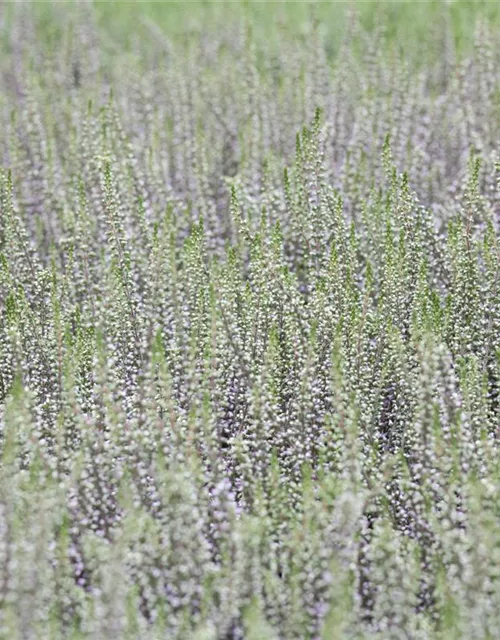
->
2;0;499;65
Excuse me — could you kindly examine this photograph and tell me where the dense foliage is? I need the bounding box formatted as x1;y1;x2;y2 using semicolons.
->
1;2;500;638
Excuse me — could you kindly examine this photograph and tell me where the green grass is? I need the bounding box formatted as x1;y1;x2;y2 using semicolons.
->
4;1;500;65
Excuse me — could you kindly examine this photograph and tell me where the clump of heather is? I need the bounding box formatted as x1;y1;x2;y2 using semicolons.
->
0;2;500;638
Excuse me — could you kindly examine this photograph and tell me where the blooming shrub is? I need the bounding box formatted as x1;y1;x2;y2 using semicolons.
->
0;3;500;638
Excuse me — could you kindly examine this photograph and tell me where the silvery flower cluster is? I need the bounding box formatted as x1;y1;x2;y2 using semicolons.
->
0;3;499;638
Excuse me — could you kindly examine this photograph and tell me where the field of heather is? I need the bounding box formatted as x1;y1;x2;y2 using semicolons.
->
0;1;500;638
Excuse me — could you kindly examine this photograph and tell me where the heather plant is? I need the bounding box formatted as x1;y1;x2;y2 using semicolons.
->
0;1;500;638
